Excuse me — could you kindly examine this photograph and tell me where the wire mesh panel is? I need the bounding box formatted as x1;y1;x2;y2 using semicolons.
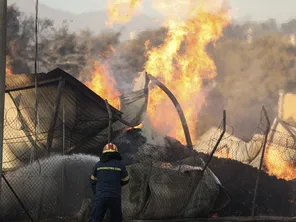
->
1;72;296;221
195;108;296;217
111;129;231;220
1;70;125;221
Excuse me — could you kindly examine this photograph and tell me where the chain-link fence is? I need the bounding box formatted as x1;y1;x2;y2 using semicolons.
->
1;107;229;221
0;70;125;221
195;107;296;217
1;73;296;221
2;105;295;222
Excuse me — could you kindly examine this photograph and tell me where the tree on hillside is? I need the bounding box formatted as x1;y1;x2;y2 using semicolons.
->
109;27;167;88
281;19;296;35
77;29;121;82
7;5;121;79
7;5;53;73
208;35;296;139
7;6;296;140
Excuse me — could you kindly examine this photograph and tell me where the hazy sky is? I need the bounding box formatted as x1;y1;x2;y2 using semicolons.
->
36;0;296;22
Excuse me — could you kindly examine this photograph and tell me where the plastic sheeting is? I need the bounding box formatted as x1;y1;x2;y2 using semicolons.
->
114;129;231;220
82;72;150;156
119;72;149;127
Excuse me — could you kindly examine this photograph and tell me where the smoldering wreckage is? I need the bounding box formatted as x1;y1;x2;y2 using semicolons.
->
1;68;296;221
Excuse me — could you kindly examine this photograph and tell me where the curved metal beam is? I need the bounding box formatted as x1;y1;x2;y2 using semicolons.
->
147;73;193;149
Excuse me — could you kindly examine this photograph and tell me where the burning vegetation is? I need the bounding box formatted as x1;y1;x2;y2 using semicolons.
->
84;0;296;182
2;1;296;220
106;0;143;26
84;61;120;109
89;0;230;143
5;56;12;76
265;147;296;181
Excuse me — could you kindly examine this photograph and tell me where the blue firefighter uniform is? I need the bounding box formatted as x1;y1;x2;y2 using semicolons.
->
90;143;129;222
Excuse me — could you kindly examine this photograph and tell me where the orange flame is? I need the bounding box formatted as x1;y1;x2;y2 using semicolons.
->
265;148;296;181
86;1;296;181
85;61;120;109
106;0;143;26
144;1;230;143
6;57;12;76
6;66;12;76
99;0;230;144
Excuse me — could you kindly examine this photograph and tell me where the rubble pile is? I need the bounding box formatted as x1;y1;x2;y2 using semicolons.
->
115;128;295;217
198;153;296;217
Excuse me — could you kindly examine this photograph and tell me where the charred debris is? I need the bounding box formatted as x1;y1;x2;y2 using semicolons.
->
1;68;295;221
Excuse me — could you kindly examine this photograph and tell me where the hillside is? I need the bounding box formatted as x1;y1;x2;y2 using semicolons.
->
8;0;162;41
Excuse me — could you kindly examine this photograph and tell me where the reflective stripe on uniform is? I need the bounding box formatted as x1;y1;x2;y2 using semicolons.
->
103;149;118;153
91;175;97;180
121;175;129;182
97;167;121;171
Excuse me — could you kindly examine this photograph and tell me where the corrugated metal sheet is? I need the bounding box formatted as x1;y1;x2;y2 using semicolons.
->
3;68;129;171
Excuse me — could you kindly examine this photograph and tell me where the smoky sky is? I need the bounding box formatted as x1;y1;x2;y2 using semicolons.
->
9;0;296;23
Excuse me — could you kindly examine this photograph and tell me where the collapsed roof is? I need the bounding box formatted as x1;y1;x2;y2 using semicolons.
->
3;68;136;170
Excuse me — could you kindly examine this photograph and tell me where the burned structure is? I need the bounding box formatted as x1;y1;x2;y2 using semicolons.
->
1;68;232;221
3;68;128;170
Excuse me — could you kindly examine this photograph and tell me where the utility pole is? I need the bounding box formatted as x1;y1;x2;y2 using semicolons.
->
0;0;7;195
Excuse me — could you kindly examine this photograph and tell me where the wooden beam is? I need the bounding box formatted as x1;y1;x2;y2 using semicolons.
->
46;78;65;154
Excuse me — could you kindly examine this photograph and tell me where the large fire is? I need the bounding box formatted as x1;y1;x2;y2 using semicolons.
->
104;0;230;143
264;147;296;181
84;61;120;109
144;3;230;141
106;0;143;26
84;0;296;181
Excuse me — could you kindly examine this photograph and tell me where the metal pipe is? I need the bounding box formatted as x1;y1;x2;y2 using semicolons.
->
251;106;270;217
147;74;193;149
0;0;7;205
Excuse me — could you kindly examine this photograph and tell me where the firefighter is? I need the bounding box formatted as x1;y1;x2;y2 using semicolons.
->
90;143;129;222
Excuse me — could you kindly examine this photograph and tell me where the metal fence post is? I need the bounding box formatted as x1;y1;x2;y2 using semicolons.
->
0;0;7;207
201;110;226;174
61;103;65;217
251;106;270;217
